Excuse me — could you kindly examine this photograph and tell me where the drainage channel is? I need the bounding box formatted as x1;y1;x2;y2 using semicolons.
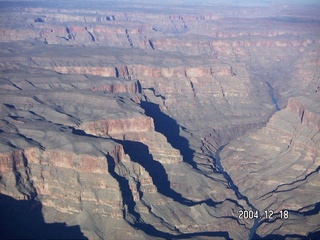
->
214;145;260;240
266;82;280;111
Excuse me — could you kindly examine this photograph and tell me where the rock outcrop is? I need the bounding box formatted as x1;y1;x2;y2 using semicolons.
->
220;96;320;238
0;0;319;239
0;66;252;240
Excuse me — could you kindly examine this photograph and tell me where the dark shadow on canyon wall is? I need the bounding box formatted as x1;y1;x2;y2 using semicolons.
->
117;139;186;202
253;203;320;240
106;153;174;239
0;193;87;239
114;139;220;207
107;149;230;239
140;101;197;169
106;154;139;219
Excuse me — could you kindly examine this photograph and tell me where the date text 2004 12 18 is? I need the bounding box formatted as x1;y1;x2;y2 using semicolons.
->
238;210;289;220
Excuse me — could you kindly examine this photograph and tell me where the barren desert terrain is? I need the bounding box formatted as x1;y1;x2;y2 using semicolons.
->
0;0;319;239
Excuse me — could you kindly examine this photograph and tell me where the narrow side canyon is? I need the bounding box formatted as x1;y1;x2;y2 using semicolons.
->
0;1;319;239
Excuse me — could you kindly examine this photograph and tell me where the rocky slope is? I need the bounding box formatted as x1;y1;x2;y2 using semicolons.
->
219;96;320;239
0;0;319;239
0;66;253;240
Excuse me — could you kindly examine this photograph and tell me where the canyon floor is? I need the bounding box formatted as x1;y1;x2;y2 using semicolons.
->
0;0;319;239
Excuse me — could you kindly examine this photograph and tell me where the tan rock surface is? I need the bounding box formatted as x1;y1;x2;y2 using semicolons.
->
0;66;251;239
0;1;319;239
220;96;320;238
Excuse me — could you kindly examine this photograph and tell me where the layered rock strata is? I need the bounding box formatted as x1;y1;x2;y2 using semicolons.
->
0;0;319;239
220;96;320;238
0;67;252;239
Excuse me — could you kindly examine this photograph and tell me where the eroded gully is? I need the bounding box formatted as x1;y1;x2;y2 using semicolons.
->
214;146;260;240
140;90;261;239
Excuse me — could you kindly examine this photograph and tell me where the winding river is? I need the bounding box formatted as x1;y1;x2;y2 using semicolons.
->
214;145;260;240
266;82;280;111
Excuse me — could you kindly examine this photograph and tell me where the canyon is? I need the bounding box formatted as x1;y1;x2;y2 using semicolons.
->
0;0;319;239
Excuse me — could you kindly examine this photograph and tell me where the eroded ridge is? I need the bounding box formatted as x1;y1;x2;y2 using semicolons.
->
0;0;320;239
221;97;320;238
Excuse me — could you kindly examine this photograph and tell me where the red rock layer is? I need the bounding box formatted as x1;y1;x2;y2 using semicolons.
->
80;116;154;136
287;98;320;131
220;96;320;237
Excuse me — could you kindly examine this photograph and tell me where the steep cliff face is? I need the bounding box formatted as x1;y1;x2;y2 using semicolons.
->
0;1;319;239
286;98;320;131
1;44;277;152
220;96;320;238
3;2;319;150
0;66;253;240
0;133;142;240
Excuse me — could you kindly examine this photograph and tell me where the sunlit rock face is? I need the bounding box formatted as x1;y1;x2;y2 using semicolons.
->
220;96;320;238
0;0;319;239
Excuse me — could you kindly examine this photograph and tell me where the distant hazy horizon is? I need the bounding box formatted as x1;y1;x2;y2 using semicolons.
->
0;0;320;5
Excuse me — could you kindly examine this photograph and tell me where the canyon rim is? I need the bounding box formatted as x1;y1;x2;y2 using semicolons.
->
0;0;319;239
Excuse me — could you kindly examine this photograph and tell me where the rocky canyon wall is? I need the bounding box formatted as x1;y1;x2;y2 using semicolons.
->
219;96;320;238
0;1;319;239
